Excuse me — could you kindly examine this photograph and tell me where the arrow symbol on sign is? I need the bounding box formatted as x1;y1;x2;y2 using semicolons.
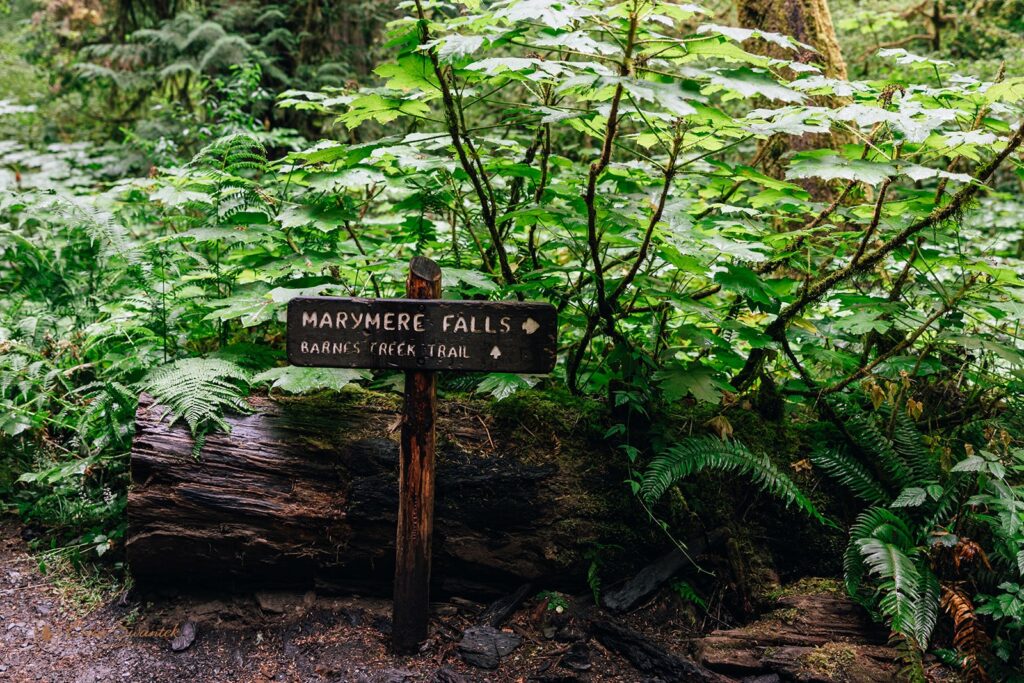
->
490;346;502;359
522;318;540;335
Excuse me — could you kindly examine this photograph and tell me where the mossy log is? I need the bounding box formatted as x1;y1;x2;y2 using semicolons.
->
127;391;641;596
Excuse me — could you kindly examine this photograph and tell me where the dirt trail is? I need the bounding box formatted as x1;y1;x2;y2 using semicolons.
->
2;517;913;683
0;518;653;682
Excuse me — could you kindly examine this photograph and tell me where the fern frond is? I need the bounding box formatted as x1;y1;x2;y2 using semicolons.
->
941;585;991;682
199;36;252;73
641;437;828;524
913;565;940;647
810;445;889;504
159;60;199;80
255;8;288;27
191;134;268;175
140;358;251;455
892;411;937;482
858;538;921;637
847;410;915;488
892;633;928;683
183;21;229;53
48;197;138;264
845;506;915;600
924;476;968;532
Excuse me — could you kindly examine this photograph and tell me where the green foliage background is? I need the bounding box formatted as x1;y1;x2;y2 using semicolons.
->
3;0;1024;677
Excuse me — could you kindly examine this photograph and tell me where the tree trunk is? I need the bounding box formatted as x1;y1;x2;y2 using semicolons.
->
736;0;850;196
736;0;847;79
127;392;641;597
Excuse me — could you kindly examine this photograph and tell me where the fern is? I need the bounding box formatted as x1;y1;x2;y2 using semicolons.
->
671;580;707;610
847;410;915;488
199;36;252;73
810;445;890;504
941;585;991;682
641;437;828;525
140;358;251;456
858;538;921;637
191;133;268;174
893;633;928;683
845;506;943;647
891;411;937;482
914;568;941;646
183;21;229;53
845;506;915;601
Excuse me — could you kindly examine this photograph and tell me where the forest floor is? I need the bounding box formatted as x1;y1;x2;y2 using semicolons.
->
0;516;912;683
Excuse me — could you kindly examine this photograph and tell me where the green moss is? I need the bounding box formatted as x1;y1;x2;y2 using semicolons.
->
801;642;858;681
764;607;800;625
489;388;607;446
767;577;845;601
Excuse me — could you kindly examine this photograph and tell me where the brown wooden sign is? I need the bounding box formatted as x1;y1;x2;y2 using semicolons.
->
287;296;557;374
284;258;558;654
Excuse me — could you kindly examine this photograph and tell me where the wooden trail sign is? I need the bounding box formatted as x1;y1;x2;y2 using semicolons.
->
287;297;557;373
285;257;557;655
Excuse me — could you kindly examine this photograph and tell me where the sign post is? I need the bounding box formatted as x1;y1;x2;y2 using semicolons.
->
393;256;441;653
286;257;557;654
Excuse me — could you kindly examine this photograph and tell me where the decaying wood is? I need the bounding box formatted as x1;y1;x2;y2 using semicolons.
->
697;593;897;681
127;392;639;596
478;583;534;628
601;529;725;613
588;616;730;683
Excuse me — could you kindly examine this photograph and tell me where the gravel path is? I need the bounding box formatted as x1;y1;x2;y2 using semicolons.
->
0;517;653;682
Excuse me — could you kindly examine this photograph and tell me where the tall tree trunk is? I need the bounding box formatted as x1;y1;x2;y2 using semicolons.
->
736;0;847;79
735;0;850;195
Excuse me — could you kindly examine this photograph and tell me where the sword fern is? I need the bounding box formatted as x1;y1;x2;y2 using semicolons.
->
640;436;829;525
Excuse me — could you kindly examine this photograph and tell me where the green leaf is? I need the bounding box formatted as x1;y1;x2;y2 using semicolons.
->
714;264;776;309
951;455;987;472
986;77;1024;104
891;487;927;508
705;67;804;103
253;366;369;393
654;363;733;404
437;34;485;62
787;153;895;185
474;373;536;400
375;55;439;90
337;93;431;128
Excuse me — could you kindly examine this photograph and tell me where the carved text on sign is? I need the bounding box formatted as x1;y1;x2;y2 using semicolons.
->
287;297;557;373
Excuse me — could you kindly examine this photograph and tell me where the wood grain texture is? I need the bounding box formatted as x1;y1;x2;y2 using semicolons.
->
127;393;639;596
392;257;441;653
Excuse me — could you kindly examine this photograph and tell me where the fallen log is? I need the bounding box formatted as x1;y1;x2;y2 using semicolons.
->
127;391;642;596
588;617;730;682
601;528;725;613
697;592;897;681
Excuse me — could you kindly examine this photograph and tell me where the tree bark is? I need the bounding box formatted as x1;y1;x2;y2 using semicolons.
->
736;0;848;79
736;0;850;196
127;392;640;597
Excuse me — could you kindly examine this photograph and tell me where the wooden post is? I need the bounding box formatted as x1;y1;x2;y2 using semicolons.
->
392;256;442;654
